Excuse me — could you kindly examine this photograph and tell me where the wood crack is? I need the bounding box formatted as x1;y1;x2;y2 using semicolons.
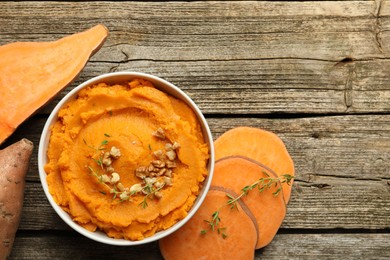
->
374;0;384;53
90;56;390;64
344;64;355;112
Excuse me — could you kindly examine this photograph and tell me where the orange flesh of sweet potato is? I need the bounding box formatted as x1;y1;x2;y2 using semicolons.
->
214;126;295;203
159;188;258;260
213;156;287;249
0;139;33;259
0;24;109;144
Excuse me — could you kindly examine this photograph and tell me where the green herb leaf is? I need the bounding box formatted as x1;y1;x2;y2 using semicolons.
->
201;173;294;239
272;187;282;197
140;199;148;209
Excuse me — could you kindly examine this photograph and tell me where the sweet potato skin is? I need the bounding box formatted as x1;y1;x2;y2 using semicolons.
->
0;139;33;259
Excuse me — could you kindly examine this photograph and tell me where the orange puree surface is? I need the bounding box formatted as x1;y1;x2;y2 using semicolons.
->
44;79;209;240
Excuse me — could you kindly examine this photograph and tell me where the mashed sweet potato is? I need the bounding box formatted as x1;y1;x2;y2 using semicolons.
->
44;79;209;240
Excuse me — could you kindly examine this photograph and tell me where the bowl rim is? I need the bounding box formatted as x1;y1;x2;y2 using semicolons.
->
38;71;215;246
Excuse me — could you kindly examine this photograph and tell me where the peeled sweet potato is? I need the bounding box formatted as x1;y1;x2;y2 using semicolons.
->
0;24;109;144
214;126;295;203
0;139;33;259
212;156;287;249
159;188;258;260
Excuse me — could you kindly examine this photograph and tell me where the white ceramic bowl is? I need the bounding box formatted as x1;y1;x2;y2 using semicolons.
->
38;72;214;246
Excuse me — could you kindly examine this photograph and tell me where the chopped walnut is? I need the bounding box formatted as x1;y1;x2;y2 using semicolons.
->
154;180;165;189
165;143;173;151
163;176;173;186
102;152;112;166
119;191;129;200
117;182;125;192
148;164;155;173
166;161;176;169
154;191;163;199
135;166;147;178
152;160;165;168
145;177;157;185
106;165;115;173
153;149;164;159
165;169;172;177
165;142;180;151
172;142;181;150
127;131;180;203
157;168;166;176
152;127;166;140
130;183;143;193
166;150;176;161
109;146;121;159
100;174;110;183
110;172;120;183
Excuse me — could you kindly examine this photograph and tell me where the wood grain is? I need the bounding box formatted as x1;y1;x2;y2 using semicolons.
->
18;177;390;230
8;115;388;182
14;115;390;230
0;1;389;114
9;233;390;259
0;0;389;259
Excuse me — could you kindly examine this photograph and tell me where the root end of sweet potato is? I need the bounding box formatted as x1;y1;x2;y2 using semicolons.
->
0;139;33;259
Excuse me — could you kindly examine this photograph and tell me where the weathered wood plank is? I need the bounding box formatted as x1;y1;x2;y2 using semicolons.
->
19;176;390;231
1;1;389;259
2;58;388;115
257;233;390;259
19;176;390;230
208;115;390;181
0;1;389;61
1;1;389;114
6;115;388;182
14;114;389;229
9;233;390;259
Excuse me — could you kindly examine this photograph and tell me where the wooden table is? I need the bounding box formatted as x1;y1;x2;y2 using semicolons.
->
1;1;389;259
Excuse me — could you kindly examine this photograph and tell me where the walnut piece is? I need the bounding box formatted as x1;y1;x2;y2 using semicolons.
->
152;127;166;140
166;150;176;161
110;172;120;183
109;146;121;159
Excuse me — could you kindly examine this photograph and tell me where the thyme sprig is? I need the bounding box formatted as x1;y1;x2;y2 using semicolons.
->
84;134;169;208
201;173;294;238
139;181;165;208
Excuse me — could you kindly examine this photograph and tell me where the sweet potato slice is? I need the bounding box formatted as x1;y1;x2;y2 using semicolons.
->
0;139;33;259
214;126;295;203
212;156;287;249
0;24;109;144
159;188;258;260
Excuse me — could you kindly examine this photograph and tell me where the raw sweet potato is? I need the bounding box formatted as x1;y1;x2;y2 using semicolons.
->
0;139;33;259
0;24;109;144
159;188;258;260
214;126;295;203
212;156;287;249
